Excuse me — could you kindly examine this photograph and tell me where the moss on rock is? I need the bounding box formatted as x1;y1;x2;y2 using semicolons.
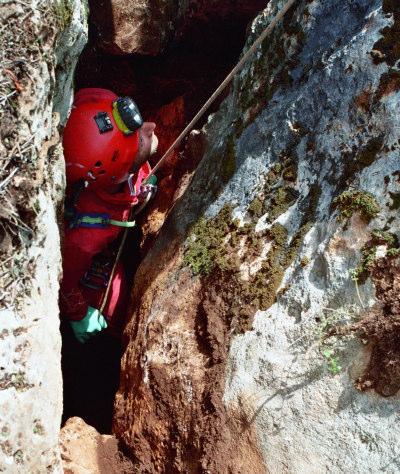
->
183;179;320;334
53;0;74;30
183;206;235;275
332;189;380;222
220;135;237;184
350;230;399;283
235;2;307;131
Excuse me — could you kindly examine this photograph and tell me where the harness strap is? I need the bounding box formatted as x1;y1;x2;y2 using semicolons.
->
69;212;136;229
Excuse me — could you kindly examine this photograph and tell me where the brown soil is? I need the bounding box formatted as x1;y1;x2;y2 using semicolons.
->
355;256;400;396
330;255;400;397
114;243;266;472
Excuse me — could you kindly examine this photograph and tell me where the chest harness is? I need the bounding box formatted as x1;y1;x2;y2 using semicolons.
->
64;176;156;290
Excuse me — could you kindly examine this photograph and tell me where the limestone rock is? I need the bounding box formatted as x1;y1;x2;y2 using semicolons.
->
114;0;400;472
91;0;266;55
0;1;87;471
60;417;134;473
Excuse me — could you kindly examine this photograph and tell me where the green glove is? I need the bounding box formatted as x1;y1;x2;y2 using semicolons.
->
146;174;157;185
70;306;108;344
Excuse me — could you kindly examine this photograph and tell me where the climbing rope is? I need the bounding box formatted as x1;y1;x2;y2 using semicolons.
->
100;0;297;314
146;0;297;181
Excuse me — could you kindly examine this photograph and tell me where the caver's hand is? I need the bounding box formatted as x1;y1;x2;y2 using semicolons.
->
138;177;157;202
69;306;108;344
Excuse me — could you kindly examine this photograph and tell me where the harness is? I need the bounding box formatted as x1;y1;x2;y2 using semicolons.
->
80;254;113;290
64;177;156;293
64;179;136;230
68;211;136;229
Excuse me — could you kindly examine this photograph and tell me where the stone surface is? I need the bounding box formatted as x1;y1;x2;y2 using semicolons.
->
53;0;89;125
114;0;400;472
90;0;266;55
60;417;134;473
0;1;87;471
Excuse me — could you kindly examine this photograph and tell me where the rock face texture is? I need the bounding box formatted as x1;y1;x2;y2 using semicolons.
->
0;1;87;471
114;0;400;472
60;417;134;473
90;0;266;55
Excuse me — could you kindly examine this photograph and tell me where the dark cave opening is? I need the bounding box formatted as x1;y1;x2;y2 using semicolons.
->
61;1;266;435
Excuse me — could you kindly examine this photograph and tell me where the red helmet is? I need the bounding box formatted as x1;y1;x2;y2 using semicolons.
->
63;88;143;189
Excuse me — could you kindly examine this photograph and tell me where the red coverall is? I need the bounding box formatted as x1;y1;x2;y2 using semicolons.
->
59;163;151;333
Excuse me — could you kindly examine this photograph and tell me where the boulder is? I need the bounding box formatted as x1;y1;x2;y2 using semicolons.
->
113;0;400;471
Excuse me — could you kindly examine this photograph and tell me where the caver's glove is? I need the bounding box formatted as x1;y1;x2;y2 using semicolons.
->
70;306;108;344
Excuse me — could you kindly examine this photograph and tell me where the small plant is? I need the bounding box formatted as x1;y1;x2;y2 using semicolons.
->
387;248;400;257
350;229;399;283
332;189;380;222
321;347;342;375
300;256;310;267
314;305;360;376
33;422;45;436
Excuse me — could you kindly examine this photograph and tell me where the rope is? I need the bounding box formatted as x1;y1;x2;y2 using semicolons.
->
98;191;153;314
99;0;297;314
146;0;297;181
99;212;132;314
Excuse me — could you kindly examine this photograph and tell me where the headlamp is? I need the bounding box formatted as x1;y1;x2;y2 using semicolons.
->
112;97;143;136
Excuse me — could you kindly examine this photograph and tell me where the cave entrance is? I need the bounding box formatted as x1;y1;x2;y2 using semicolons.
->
61;1;266;434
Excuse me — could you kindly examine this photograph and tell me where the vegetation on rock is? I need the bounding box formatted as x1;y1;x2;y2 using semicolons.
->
332;189;380;222
350;229;399;283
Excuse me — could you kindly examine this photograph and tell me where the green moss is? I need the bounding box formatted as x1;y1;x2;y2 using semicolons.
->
282;162;297;182
184;179;320;335
370;229;398;247
300;256;310;267
183;206;234;275
333;190;380;222
245;223;289;310
33;422;45;436
220;136;236;184
236;3;307;131
350;247;378;283
264;164;281;188
247;156;299;224
268;186;298;221
351;230;399;283
387;247;400;257
53;0;74;30
184;209;290;331
248;196;264;218
0;371;32;392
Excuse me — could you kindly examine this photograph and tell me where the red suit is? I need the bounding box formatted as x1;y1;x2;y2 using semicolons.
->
60;162;151;332
60;87;151;334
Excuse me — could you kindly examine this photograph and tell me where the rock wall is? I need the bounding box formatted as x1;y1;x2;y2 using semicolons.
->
114;0;400;472
0;1;87;471
90;0;266;55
